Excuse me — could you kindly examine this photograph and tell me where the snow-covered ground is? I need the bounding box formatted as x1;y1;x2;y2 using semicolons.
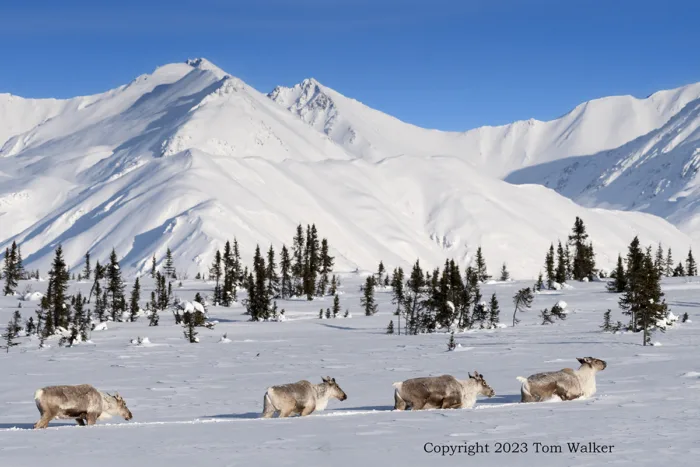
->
1;275;699;466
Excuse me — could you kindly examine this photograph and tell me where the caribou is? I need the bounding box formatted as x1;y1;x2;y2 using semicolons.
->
33;384;133;429
393;371;495;410
516;357;607;402
261;376;348;418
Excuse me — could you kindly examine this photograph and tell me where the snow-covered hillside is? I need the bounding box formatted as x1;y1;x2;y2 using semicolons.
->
0;59;697;278
507;97;700;241
269;78;700;178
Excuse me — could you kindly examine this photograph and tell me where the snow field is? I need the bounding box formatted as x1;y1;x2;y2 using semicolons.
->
0;275;699;466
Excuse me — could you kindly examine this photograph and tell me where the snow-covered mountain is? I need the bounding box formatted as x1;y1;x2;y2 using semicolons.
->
507;96;700;240
269;78;700;178
0;59;695;278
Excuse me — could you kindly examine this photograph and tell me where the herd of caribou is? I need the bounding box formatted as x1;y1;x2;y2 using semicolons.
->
32;356;607;428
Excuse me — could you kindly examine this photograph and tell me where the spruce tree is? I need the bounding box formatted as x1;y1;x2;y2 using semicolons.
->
94;281;106;322
304;224;320;299
209;250;222;305
83;252;91;281
569;217;595;280
164;248;175;279
545;244;555;289
221;241;235;306
386;320;394;334
665;248;674;277
499;263;510;282
291;224;306;296
564;243;573;280
636;252;668;345
248;245;270;321
377;261;386;285
1;310;22;352
475;246;490;281
406;260;425;334
150;254;157;278
674;262;686;277
256;246;270;320
15;243;25;280
619;237;645;330
600;309;612;332
447;331;457;351
148;294;159;327
332;294;341;318
318;239;334;296
607;255;627;293
488;293;500;327
107;249;125;321
472;294;487;328
129;277;141;322
232;238;242;287
25;316;36;335
550;303;566;321
280;245;292;299
48;245;70;329
329;274;338;295
76;293;90;342
361;276;378;316
534;272;544;291
391;267;405;334
654;243;665;278
555;241;567;284
512;287;534;327
2;244;18;296
183;313;198;343
686;248;697;276
266;245;280;299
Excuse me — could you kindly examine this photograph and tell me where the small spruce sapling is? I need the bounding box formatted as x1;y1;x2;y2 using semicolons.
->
183;312;198;343
499;263;510;282
1;311;22;352
534;272;544;292
447;331;457;351
600;309;612;332
550;303;567;321
488;293;500;327
540;308;554;325
325;308;331;319
25;316;36;335
386;320;394;334
512;287;534;327
149;306;159;327
332;294;340;318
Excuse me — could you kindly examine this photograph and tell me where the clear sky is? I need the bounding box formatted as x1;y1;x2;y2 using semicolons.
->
2;0;699;131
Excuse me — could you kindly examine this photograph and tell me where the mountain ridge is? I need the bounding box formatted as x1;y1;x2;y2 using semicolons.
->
0;58;696;278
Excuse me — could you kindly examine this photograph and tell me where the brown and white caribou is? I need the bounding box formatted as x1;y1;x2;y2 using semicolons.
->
516;357;607;402
261;376;348;418
33;384;133;429
393;371;495;410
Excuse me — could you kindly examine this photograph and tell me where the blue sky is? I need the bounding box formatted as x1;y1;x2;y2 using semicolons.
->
1;0;699;131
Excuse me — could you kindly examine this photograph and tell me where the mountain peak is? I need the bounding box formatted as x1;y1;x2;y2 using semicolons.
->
185;58;228;79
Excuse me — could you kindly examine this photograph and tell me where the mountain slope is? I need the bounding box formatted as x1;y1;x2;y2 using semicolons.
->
507;97;700;240
0;59;695;278
269;79;700;178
